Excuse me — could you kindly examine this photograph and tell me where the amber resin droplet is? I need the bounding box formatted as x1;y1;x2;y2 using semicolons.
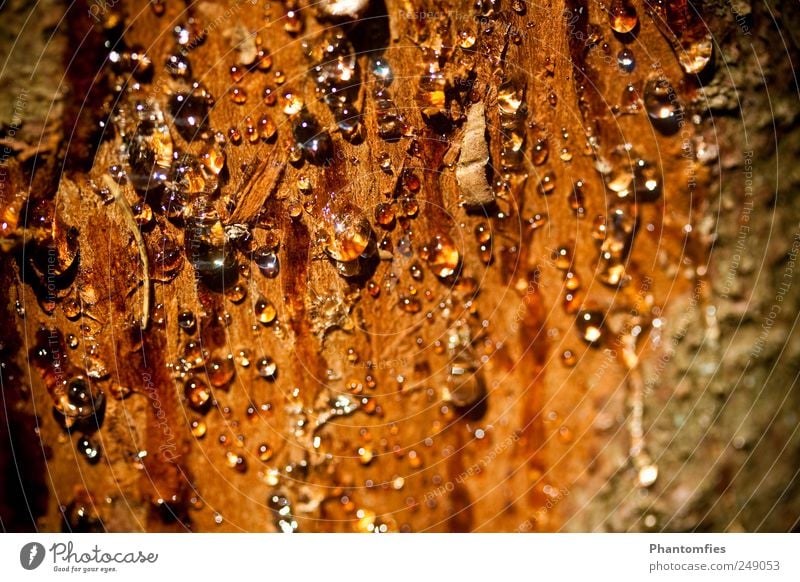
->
259;115;277;141
650;0;713;74
185;376;212;411
191;419;207;438
561;349;577;367
208;357;236;388
643;75;684;134
609;0;638;34
532;137;549;166
257;443;274;462
254;296;277;325
321;204;373;262
293;111;333;165
374;203;395;227
399;296;422;313
230;87;247;105
421;232;460;278
447;357;486;408
257;356;277;380
576;309;605;345
537;171;556;196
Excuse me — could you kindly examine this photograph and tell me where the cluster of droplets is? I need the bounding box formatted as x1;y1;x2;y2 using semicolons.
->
302;31;362;140
371;57;404;141
22;0;712;526
416;38;478;132
603;145;662;202
103;16;300;473
177;314;280;466
594;205;637;287
474;222;492;264
268;492;299;533
497;74;529;191
29;329;105;464
591;141;661;291
417;48;448;124
104;18;255;291
550;243;582;315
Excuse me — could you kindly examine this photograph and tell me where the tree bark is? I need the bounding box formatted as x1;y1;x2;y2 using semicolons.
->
1;0;798;532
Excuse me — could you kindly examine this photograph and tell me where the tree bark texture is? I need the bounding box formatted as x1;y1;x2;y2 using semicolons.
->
0;0;798;532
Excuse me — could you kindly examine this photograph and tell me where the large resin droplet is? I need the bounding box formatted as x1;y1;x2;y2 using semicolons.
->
608;0;638;34
497;76;525;115
170;152;218;199
184;204;238;286
421;232;460;279
153;233;184;279
651;0;713;74
28;203;80;280
596;206;636;287
576;309;605;345
257;356;278;380
255;296;277;325
60;376;105;432
293;112;333;165
125;115;173;192
643;76;684;134
446;357;486;409
184;376;211;411
168;82;213;141
254;246;280;278
320;204;373;263
208;356;235;388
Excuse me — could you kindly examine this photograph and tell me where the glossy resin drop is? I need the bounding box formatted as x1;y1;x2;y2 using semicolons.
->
293;112;333;165
321;204;373;263
446;357;486;409
643;76;684;134
184;204;238;287
576;309;605;345
422;232;460;279
609;0;638;34
168;83;213;141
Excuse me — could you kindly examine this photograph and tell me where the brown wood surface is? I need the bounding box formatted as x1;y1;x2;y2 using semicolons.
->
1;0;798;533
